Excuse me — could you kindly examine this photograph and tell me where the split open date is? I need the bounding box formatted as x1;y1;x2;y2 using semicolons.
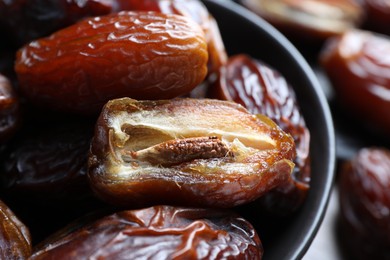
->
88;98;296;208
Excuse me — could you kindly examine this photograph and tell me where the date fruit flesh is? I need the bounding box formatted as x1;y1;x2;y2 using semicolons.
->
320;29;390;135
210;54;310;215
0;199;32;259
15;11;208;115
338;147;390;259
88;98;296;208
118;0;228;76
30;205;263;259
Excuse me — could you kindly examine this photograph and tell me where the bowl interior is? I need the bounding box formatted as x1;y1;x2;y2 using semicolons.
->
203;0;336;259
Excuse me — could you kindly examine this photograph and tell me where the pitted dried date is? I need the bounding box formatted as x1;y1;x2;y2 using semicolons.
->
88;98;296;208
320;29;390;135
30;205;263;259
0;199;32;259
15;11;208;115
0;0;115;47
338;147;390;259
118;0;228;76
210;54;310;215
0;74;20;143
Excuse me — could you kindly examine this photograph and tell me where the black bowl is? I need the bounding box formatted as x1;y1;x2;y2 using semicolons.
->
203;0;336;259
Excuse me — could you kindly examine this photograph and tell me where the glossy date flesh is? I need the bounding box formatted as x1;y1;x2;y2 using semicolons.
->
15;11;208;115
30;205;263;259
210;54;310;215
88;98;296;208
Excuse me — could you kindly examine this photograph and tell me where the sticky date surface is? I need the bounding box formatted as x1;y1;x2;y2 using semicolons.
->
118;0;227;75
15;11;208;114
211;54;310;215
88;98;296;208
30;206;263;259
0;74;20;143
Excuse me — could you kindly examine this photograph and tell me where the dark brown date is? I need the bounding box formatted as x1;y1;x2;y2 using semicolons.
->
117;0;228;76
241;0;363;45
30;205;263;259
338;147;390;259
0;120;94;202
210;54;310;215
15;11;208;115
0;199;32;259
320;29;390;135
0;74;20;143
88;98;296;208
0;0;115;47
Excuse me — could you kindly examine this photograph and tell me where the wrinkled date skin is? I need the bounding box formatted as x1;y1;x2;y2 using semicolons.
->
31;205;263;259
118;0;228;76
0;120;94;202
210;54;310;215
0;0;115;47
338;147;390;259
0;74;20;143
15;11;208;115
0;199;32;259
320;29;390;135
241;0;363;44
88;98;296;208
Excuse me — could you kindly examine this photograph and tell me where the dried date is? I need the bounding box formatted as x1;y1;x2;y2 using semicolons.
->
118;0;228;76
0;0;115;47
30;205;263;259
0;199;32;259
320;29;390;135
88;98;296;208
15;11;208;115
0;120;94;202
338;147;390;259
210;54;310;215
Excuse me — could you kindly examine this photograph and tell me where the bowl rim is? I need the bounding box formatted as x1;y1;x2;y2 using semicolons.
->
203;0;336;259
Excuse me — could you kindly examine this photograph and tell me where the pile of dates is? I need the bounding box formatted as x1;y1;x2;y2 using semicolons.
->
0;0;313;259
241;0;390;259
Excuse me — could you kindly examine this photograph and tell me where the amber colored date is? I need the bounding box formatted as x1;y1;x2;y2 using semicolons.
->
0;74;20;143
15;11;208;115
0;199;32;259
30;206;263;259
210;54;310;215
320;29;390;135
338;147;390;259
88;98;296;208
118;0;228;76
0;0;115;47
